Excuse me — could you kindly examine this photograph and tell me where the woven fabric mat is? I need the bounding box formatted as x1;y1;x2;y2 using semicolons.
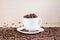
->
0;27;60;40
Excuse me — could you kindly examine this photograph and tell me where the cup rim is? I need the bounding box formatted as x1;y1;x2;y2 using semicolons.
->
22;17;40;19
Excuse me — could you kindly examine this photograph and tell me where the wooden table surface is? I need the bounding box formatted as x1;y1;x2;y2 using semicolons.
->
0;27;60;40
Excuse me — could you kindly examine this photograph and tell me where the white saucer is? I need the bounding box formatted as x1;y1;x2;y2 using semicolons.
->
17;27;44;34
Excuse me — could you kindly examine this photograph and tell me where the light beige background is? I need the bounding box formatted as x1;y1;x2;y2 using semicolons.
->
0;0;60;27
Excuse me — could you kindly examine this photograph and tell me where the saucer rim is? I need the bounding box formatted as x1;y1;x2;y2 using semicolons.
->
17;27;44;34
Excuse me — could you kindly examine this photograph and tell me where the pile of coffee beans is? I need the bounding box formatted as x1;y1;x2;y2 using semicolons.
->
21;29;29;32
21;29;38;32
23;13;38;18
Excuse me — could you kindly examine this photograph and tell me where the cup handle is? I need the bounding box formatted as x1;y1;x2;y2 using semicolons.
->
38;18;42;27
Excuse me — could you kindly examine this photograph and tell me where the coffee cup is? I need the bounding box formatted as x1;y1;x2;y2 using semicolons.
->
22;17;42;31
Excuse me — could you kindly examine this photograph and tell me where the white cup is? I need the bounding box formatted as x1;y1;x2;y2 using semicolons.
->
22;17;42;31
